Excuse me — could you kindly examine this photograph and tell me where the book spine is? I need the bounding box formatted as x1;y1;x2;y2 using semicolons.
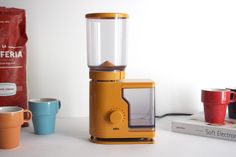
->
171;121;236;141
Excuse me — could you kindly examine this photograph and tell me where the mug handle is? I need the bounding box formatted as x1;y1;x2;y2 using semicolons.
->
58;100;61;109
230;92;236;103
24;110;32;123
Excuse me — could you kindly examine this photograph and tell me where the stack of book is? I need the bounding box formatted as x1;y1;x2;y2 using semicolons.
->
171;112;236;141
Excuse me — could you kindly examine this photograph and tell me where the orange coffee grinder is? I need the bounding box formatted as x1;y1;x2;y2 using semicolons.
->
86;13;156;144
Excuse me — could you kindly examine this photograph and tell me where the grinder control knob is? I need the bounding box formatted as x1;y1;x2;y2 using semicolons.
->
109;111;123;124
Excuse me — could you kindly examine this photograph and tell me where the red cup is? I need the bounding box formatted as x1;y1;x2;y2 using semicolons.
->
201;88;236;124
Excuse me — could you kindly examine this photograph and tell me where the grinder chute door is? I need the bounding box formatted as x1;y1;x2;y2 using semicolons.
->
123;88;155;128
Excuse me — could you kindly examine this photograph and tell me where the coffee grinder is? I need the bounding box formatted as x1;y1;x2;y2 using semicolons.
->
86;13;156;144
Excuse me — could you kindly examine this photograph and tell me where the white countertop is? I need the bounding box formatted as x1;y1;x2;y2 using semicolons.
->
1;116;236;157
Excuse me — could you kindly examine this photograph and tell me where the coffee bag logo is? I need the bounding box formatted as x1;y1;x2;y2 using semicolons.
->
0;50;23;58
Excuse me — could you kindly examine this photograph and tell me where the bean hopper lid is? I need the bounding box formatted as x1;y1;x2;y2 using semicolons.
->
85;13;128;19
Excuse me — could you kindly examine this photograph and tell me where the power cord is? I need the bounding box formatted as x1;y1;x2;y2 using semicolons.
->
155;113;193;119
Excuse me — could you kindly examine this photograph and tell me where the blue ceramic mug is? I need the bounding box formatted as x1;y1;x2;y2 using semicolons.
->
29;98;61;135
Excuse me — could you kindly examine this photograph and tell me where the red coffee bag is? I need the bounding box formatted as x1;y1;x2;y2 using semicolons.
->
0;7;28;126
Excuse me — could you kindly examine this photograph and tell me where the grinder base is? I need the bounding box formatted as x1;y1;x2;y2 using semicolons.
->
90;136;154;144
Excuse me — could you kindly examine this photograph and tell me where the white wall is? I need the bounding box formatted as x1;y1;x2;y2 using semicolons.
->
1;0;236;117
